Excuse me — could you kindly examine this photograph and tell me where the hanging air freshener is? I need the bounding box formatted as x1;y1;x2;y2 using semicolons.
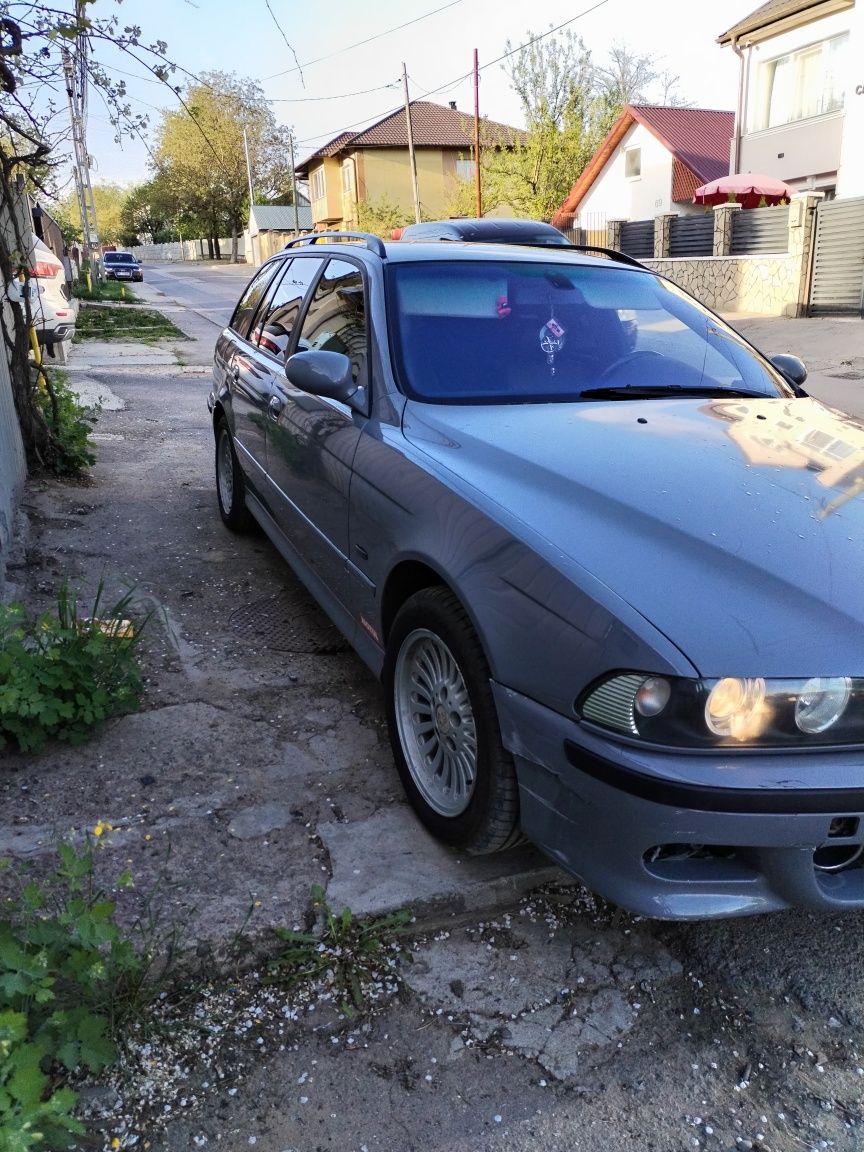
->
539;316;566;375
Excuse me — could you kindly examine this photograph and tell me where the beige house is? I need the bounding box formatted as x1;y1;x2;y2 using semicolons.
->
296;101;524;231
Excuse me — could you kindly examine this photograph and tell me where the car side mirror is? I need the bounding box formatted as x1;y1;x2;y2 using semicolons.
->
770;353;807;390
285;349;358;403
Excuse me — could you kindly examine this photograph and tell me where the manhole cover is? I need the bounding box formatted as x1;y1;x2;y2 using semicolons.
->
228;588;349;654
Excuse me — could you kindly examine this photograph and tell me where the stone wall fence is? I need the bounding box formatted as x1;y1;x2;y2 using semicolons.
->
607;194;823;317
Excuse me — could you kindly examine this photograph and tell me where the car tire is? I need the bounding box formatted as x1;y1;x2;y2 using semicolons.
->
215;417;254;532
384;586;521;854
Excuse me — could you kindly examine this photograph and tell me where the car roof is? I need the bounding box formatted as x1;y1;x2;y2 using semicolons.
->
399;218;571;246
281;235;646;272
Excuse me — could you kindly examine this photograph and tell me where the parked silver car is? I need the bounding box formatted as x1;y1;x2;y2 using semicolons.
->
209;230;864;920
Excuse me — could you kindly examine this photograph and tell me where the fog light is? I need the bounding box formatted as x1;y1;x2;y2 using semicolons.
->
795;677;850;734
634;677;671;717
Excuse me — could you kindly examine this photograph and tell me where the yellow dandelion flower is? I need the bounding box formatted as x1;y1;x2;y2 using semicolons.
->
111;1140;121;1150
94;821;112;839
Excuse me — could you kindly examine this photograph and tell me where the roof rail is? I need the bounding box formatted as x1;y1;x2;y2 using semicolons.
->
283;231;386;258
567;244;646;270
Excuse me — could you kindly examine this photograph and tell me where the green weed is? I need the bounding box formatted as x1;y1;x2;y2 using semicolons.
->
0;581;147;753
36;371;97;476
73;280;139;303
0;839;150;1150
267;884;412;1016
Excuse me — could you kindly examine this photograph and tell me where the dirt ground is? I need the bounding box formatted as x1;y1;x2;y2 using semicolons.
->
3;299;864;1150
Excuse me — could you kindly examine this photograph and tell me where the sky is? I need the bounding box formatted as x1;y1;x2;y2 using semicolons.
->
76;0;758;190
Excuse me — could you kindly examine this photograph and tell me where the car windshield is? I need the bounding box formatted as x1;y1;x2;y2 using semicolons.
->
105;253;135;264
388;260;793;405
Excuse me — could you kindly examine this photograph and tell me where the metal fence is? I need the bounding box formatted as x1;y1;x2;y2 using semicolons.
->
731;205;790;254
669;214;714;257
619;219;654;258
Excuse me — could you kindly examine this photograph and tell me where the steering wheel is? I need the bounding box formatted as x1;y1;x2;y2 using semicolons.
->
596;349;666;385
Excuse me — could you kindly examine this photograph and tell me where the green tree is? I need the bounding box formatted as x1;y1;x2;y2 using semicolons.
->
450;30;686;222
152;71;295;261
58;182;130;245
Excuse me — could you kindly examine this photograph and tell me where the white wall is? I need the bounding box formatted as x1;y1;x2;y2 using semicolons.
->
578;122;699;224
738;7;854;187
836;2;864;197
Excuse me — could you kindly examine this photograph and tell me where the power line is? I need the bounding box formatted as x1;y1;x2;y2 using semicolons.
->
271;81;401;103
263;0;305;86
262;0;464;81
295;0;609;147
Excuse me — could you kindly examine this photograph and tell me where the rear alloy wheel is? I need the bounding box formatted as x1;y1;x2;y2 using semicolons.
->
215;417;253;532
385;586;521;854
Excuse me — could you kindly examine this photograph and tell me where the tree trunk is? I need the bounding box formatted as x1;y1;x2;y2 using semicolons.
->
230;229;239;263
214;236;222;260
206;237;214;259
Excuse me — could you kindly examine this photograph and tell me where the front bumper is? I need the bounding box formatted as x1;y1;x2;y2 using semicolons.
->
493;683;864;919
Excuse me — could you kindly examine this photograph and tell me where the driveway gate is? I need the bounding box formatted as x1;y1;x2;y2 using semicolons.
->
809;196;864;316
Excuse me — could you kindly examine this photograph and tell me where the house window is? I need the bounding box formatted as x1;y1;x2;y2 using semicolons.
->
756;33;848;130
455;158;476;182
341;161;354;195
311;168;326;202
624;148;641;179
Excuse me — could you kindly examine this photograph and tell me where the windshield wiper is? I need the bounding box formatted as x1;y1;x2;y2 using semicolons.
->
578;384;769;401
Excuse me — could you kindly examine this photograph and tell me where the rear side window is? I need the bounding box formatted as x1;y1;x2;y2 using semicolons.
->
230;261;282;339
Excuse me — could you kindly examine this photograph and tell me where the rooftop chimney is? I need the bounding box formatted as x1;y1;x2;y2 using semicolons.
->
449;101;457;110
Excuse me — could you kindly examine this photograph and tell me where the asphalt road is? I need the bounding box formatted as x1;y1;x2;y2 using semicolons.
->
140;258;254;330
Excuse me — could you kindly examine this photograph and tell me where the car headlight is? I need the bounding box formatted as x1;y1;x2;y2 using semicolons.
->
577;673;860;747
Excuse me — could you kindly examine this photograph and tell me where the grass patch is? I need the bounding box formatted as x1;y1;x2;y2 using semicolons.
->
73;279;139;303
74;304;183;344
37;370;98;476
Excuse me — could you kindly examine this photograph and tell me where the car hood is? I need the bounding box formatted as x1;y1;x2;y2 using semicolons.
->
402;395;864;677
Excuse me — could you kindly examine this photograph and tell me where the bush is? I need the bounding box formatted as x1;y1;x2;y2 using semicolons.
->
36;372;97;476
0;582;146;753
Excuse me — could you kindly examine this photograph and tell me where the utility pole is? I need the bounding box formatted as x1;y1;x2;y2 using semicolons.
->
243;127;255;206
62;5;100;275
402;63;422;224
473;49;482;218
288;131;300;234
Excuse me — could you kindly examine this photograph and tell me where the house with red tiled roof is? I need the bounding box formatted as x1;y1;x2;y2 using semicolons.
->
717;0;862;199
552;105;734;233
296;101;525;231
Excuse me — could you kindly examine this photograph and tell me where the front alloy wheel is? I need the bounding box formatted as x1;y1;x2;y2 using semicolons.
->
394;627;478;817
385;586;520;854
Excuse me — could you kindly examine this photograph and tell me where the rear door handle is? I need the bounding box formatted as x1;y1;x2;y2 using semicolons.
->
268;394;284;420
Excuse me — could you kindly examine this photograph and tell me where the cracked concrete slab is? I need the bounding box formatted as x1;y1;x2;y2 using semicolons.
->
407;916;681;1080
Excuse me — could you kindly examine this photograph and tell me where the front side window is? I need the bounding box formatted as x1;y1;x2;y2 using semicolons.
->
229;261;281;339
253;256;325;356
387;260;792;405
756;33;848;130
295;259;367;383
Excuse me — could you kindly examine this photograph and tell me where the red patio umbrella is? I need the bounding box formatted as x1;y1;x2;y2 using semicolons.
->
693;172;795;209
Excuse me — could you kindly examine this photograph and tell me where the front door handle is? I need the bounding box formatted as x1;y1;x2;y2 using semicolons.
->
268;394;284;420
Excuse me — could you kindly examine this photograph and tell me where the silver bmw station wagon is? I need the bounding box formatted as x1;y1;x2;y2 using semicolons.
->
209;225;864;920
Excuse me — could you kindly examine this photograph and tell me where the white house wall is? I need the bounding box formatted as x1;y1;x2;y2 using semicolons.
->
836;2;864;196
738;7;855;188
578;122;700;225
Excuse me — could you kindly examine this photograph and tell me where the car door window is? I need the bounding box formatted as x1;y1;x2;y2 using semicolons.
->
255;256;325;359
229;261;282;339
295;259;367;384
